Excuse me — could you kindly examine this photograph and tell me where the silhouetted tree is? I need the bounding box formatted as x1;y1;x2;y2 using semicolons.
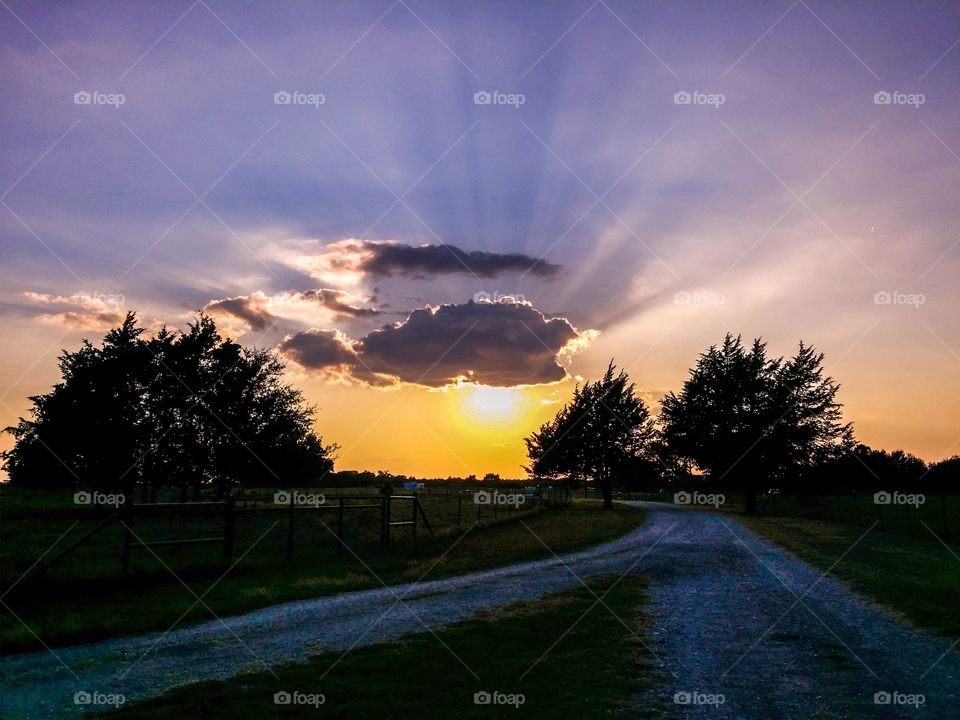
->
2;313;337;497
525;404;578;486
809;444;927;494
924;455;960;493
526;362;655;509
660;334;851;513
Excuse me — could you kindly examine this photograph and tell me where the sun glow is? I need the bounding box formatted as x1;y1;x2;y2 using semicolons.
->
449;384;533;430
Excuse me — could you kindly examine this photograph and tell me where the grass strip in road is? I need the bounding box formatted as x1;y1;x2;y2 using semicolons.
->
735;514;960;638
99;573;669;720
3;502;646;653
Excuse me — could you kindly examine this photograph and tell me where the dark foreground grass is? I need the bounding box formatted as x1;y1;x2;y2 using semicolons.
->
2;502;646;653
736;514;960;637
99;574;668;720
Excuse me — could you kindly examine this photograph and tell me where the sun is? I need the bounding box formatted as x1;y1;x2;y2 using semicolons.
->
456;385;526;428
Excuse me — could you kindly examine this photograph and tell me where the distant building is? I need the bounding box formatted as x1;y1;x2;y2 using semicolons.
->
403;481;425;490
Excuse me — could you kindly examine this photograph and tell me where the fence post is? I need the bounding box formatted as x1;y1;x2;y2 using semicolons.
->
121;501;134;575
287;491;295;560
941;492;951;544
852;490;862;527
380;496;386;547
905;501;913;535
223;496;235;561
877;501;885;533
337;496;345;555
457;488;462;530
412;494;418;549
381;495;391;548
386;495;391;547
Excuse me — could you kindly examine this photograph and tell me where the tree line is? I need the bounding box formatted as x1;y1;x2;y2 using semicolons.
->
4;318;955;511
526;334;958;511
2;313;336;499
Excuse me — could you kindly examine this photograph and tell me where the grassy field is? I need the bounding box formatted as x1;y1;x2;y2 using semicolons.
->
1;496;646;653
734;514;960;638
0;486;539;587
630;490;960;638
634;489;960;541
97;573;669;720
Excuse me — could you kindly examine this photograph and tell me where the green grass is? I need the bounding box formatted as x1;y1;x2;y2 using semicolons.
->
1;499;646;653
98;573;670;720
735;514;960;638
0;486;542;589
634;489;960;541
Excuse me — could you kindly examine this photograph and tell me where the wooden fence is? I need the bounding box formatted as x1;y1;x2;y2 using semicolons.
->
624;489;957;542
28;492;436;580
5;485;557;589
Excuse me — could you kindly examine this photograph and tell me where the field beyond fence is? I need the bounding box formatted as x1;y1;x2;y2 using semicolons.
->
0;484;555;593
628;488;959;543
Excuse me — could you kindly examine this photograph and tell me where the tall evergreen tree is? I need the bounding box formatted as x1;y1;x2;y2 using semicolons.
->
525;362;655;509
659;334;851;513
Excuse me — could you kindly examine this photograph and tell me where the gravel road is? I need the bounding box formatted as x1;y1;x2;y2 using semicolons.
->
1;502;957;718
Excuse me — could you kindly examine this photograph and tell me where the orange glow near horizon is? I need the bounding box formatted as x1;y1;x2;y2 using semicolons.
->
0;316;958;482
291;375;569;479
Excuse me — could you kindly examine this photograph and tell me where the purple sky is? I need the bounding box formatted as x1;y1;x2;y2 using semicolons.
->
1;0;958;473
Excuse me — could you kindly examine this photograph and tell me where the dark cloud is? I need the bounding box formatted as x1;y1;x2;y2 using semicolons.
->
204;289;381;333
317;240;561;279
205;296;273;330
278;301;593;387
277;328;358;367
364;242;560;278
298;289;381;318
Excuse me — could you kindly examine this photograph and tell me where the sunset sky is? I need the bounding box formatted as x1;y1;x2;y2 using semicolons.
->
1;1;958;479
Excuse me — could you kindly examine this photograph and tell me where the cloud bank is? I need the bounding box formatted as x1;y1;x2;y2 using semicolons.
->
22;291;127;331
203;289;381;336
295;240;561;281
278;301;593;388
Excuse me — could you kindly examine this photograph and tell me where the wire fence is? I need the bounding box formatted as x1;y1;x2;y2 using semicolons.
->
0;485;550;591
626;488;958;542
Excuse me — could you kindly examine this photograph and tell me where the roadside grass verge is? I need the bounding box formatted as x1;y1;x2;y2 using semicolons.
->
734;514;960;638
99;573;669;720
2;501;646;653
